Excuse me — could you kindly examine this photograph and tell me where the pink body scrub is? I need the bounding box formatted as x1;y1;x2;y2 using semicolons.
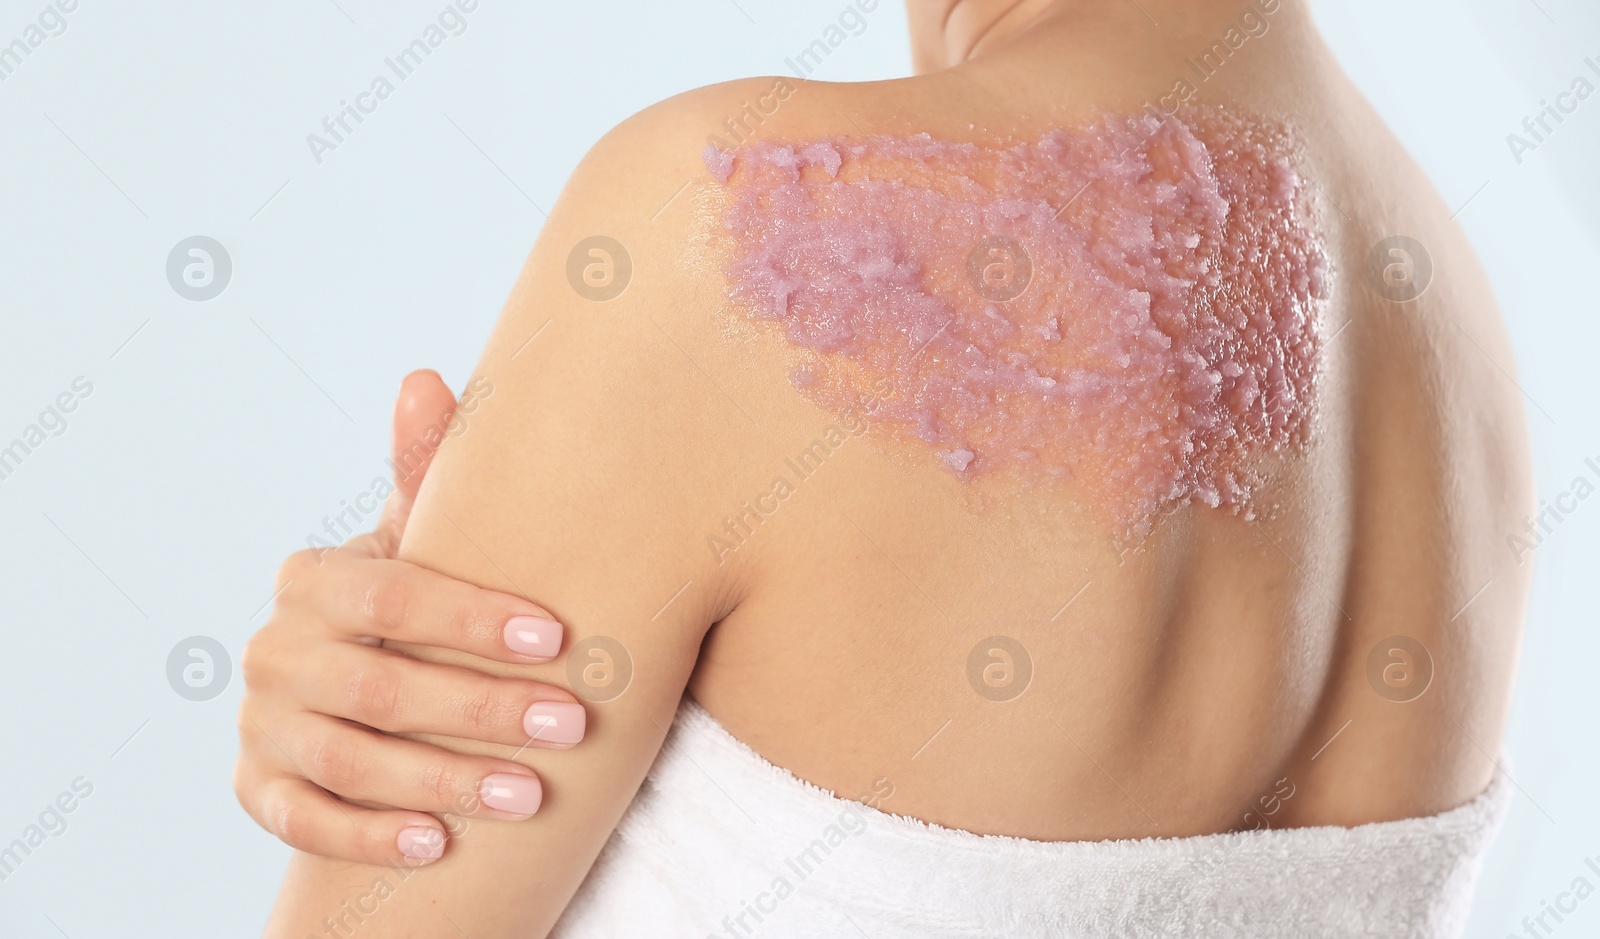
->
703;108;1331;535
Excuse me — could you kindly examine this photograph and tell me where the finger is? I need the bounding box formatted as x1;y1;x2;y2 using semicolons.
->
275;549;563;664
371;488;414;559
236;764;449;866
311;531;389;564
293;643;586;749
376;369;458;552
270;713;545;819
392;369;456;500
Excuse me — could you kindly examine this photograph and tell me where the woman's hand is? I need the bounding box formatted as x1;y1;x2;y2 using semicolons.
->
235;370;586;866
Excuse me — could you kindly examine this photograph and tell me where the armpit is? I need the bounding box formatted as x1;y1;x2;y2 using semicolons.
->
702;107;1333;538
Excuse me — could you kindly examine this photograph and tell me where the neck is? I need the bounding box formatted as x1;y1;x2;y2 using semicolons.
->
904;0;1300;73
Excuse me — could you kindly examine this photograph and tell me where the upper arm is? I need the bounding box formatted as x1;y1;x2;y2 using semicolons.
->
264;86;769;938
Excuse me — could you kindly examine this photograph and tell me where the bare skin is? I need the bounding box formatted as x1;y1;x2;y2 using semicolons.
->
693;0;1532;839
263;0;1530;934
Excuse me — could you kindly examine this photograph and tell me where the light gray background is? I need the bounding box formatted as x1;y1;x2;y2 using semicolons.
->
1;1;1596;936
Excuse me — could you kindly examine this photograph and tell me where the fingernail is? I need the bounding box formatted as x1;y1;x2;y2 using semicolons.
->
479;773;543;816
397;826;445;860
503;616;562;658
524;701;587;746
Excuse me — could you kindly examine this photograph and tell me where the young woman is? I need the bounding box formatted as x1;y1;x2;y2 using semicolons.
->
236;1;1531;935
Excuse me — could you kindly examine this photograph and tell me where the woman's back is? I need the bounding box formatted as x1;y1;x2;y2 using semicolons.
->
269;2;1532;935
677;1;1531;841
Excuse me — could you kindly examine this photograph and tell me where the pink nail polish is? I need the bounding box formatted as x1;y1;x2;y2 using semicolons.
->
523;701;587;746
479;773;543;816
503;616;562;658
397;826;445;860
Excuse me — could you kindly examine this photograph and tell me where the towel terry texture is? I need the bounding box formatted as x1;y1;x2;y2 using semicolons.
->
552;698;1511;939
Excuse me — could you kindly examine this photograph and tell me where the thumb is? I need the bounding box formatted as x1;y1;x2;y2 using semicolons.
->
374;369;458;555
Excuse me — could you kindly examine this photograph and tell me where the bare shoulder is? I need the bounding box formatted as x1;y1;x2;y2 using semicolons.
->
398;77;912;618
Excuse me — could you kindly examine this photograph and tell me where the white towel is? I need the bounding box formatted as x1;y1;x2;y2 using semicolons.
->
552;698;1511;938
